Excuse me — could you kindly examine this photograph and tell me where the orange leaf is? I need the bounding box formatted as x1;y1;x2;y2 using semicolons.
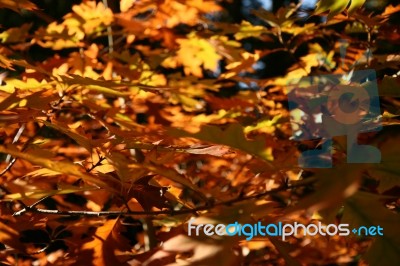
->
0;220;26;252
77;219;131;266
0;0;37;13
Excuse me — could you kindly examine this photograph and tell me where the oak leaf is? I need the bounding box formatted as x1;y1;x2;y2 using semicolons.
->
77;219;131;266
162;33;222;77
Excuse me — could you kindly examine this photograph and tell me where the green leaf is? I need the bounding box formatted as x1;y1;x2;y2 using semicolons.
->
348;0;366;14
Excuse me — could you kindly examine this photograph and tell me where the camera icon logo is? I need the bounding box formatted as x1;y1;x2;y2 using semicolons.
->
287;44;381;168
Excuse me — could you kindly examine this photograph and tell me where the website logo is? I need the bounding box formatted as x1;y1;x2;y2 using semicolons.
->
287;40;381;168
187;220;384;241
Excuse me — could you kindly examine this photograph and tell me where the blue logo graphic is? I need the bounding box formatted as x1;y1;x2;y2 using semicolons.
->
287;41;381;168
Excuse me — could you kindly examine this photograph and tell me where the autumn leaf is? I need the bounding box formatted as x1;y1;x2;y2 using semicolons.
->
342;192;400;266
0;78;52;93
120;0;136;12
34;22;83;50
315;0;366;19
244;115;282;134
141;161;207;200
162;33;222;77
69;1;113;34
0;54;14;69
169;123;274;161
4;186;97;200
253;6;297;28
127;175;170;211
151;234;240;266
367;134;400;192
376;76;400;97
0;0;399;264
0;0;37;13
0;145;120;193
0;24;31;43
40;120;101;152
77;219;131;266
234;21;268;40
286;164;362;214
0;220;26;252
381;4;400;17
126;141;231;156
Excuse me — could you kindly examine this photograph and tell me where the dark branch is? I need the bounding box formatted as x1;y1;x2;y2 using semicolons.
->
12;178;316;217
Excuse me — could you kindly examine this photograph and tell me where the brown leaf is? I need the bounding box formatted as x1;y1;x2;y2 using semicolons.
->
128;175;170;211
0;145;121;193
77;218;131;266
0;0;37;13
158;234;240;266
0;220;26;252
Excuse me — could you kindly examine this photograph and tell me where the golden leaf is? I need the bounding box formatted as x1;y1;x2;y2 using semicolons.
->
120;0;136;12
162;33;222;77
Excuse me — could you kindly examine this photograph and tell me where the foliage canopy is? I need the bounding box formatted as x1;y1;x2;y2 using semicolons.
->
0;0;399;265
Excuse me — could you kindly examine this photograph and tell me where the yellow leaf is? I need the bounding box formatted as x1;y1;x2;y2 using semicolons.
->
120;0;135;12
4;187;97;200
234;21;267;40
244;115;281;134
78;219;130;265
34;22;83;50
26;168;62;177
70;1;113;34
315;0;366;19
0;145;120;193
0;78;51;93
169;123;274;161
162;33;222;77
34;1;113;50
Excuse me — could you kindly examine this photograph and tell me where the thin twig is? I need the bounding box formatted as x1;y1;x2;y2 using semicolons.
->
86;156;105;172
5;124;26;163
0;158;17;177
103;0;114;54
13;154;107;216
13;178;316;217
1;124;26;176
143;217;157;250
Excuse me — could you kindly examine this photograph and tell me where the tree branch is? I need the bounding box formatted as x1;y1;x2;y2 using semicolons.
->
12;178;316;217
